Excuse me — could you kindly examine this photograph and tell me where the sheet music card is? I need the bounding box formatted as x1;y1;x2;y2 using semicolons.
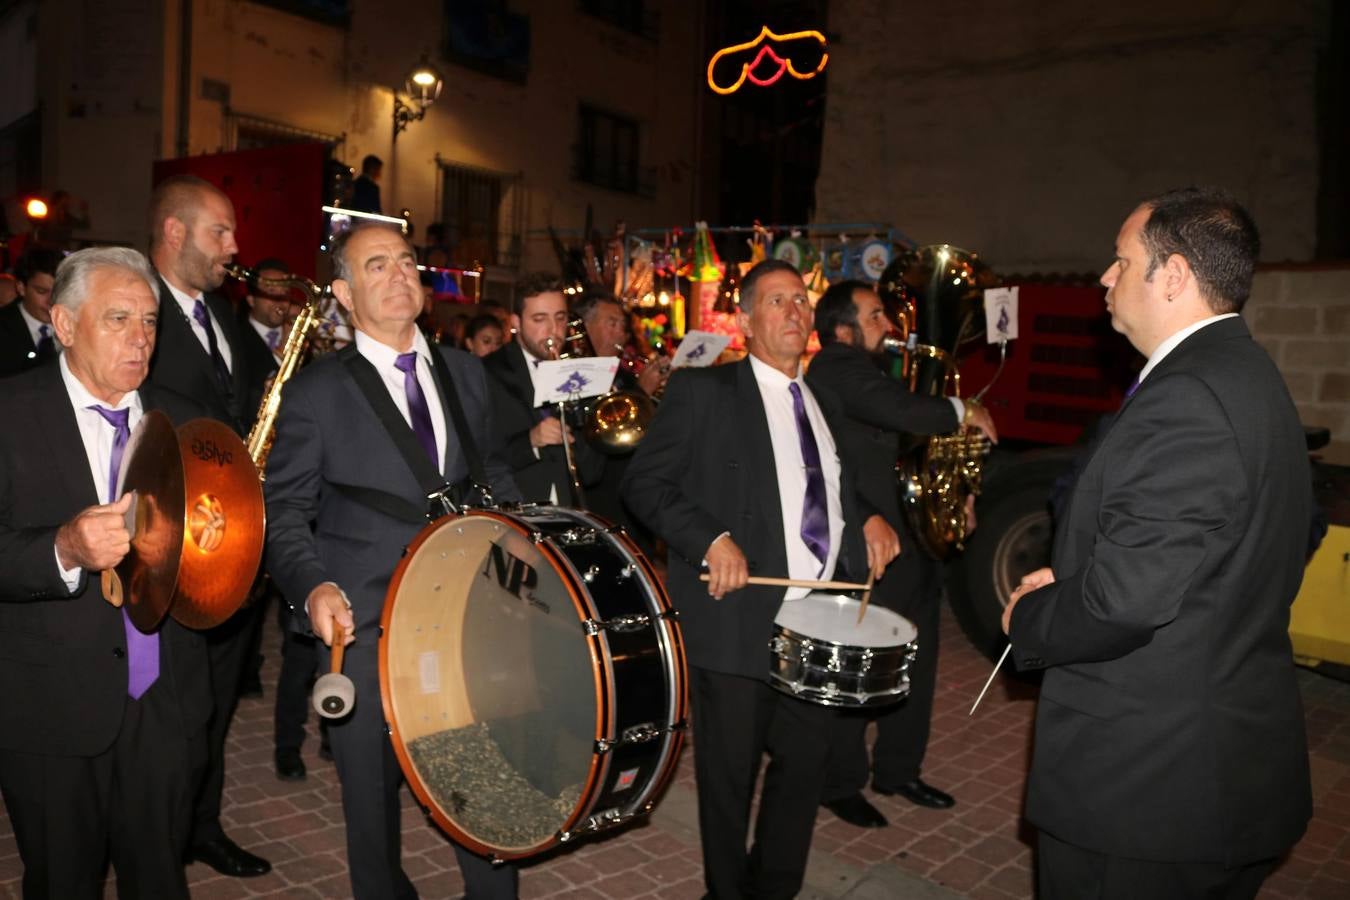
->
983;287;1019;343
672;330;730;368
531;357;619;407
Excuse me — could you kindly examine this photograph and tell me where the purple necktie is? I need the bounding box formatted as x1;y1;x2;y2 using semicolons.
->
787;382;830;571
265;327;282;352
90;404;159;699
192;298;232;392
36;324;54;358
395;352;439;467
1124;376;1140;400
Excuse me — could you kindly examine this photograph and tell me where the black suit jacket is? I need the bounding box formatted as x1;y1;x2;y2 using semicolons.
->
147;275;253;435
264;343;521;634
236;317;280;420
482;342;605;505
0;301;51;377
622;358;874;678
1009;316;1312;864
0;365;212;756
806;341;960;604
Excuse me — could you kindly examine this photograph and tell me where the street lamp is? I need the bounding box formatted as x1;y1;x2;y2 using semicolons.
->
393;57;444;141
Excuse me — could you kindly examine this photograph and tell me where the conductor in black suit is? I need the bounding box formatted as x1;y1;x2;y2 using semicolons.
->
623;260;898;899
0;247;211;898
807;281;998;828
0;246;63;376
264;223;521;899
145;174;270;878
482;274;604;505
1003;188;1312;899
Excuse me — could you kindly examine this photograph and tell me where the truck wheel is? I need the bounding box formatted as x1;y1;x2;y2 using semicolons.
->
947;483;1055;660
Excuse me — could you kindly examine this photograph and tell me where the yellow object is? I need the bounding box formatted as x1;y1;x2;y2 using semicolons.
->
707;26;828;95
671;294;686;339
1289;524;1350;667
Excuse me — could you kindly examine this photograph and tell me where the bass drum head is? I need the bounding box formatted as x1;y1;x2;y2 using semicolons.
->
381;513;599;858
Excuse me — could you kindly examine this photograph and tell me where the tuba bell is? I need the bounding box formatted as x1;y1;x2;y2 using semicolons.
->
877;245;997;558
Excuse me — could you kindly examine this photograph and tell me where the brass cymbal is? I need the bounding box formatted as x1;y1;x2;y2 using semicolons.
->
113;410;186;633
170;419;265;630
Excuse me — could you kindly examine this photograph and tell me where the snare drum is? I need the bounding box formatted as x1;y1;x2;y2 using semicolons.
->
769;592;918;707
380;506;686;861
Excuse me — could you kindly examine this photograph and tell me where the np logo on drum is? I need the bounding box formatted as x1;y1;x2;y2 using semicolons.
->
483;543;549;614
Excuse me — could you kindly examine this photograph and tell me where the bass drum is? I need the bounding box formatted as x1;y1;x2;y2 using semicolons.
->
380;506;686;861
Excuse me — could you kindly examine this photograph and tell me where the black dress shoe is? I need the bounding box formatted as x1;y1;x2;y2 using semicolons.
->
190;837;272;877
822;793;889;828
275;748;307;781
873;778;955;809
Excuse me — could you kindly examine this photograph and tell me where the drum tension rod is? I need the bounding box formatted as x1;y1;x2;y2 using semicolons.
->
594;720;681;753
581;609;676;635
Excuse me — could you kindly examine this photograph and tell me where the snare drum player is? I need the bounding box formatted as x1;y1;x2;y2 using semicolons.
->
807;281;997;826
263;223;521;899
1002;189;1311;898
623;260;897;899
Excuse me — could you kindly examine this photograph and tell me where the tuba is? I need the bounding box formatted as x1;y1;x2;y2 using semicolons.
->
877;245;997;558
225;263;332;478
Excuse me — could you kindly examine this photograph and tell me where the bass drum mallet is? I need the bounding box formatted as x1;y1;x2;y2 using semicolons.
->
313;626;355;719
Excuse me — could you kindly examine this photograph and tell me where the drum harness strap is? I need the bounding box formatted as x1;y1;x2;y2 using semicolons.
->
335;344;494;523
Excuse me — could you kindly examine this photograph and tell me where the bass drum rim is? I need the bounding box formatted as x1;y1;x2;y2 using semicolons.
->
378;506;686;861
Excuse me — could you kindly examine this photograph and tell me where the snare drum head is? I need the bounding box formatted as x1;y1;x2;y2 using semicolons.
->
774;592;917;647
382;513;598;856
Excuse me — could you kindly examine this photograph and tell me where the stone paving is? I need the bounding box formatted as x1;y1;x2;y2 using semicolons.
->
1;605;1348;899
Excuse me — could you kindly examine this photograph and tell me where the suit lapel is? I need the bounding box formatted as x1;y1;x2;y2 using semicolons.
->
0;303;37;353
33;365;100;511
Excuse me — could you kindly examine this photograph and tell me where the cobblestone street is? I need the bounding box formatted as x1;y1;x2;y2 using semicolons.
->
1;605;1347;899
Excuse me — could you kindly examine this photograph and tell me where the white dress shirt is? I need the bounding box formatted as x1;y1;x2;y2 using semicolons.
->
17;303;55;356
747;354;845;601
1137;313;1240;386
248;316;283;361
352;327;448;471
163;279;234;372
519;343;559;503
55;352;144;588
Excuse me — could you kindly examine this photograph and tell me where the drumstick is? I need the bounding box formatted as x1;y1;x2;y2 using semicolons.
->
969;643;1013;716
855;571;876;625
698;574;871;592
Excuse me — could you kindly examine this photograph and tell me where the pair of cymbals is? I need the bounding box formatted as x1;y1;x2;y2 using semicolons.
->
102;411;265;632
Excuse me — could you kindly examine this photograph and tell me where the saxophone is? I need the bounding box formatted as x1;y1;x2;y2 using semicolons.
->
225;264;330;479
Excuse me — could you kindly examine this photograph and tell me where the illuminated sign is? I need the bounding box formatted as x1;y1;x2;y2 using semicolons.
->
706;26;829;95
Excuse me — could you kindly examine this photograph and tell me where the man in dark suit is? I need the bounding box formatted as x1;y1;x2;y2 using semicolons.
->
0;246;63;376
264;223;521;899
623;260;898;899
145;174;270;877
350;154;383;215
232;257;320;781
572;289;667;541
482;274;604;505
0;247;212;898
1003;188;1312;899
807;281;998;828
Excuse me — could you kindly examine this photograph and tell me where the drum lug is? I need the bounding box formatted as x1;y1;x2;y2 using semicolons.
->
618;564;636;579
595;720;671;753
558;527;597;546
582;613;651;635
558;807;627;842
582;565;601;584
